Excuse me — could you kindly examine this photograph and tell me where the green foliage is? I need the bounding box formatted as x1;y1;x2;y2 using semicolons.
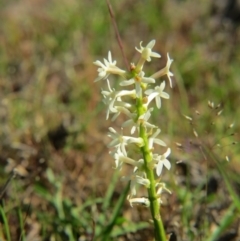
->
34;169;148;240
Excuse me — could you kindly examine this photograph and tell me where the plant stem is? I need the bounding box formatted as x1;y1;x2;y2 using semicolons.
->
140;126;167;241
136;98;167;241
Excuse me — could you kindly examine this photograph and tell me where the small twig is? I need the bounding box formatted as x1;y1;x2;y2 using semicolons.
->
106;0;130;71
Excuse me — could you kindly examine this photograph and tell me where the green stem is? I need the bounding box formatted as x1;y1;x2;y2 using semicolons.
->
136;98;167;241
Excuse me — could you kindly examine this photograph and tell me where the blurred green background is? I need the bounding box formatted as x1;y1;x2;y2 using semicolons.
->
0;0;240;240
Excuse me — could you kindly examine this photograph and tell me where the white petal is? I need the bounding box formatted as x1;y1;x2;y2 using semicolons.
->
165;148;171;157
145;89;154;95
147;39;155;48
161;92;170;99
156;162;163;176
156;96;161;109
108;51;112;63
120;79;135;86
151;52;161;58
163;159;171;170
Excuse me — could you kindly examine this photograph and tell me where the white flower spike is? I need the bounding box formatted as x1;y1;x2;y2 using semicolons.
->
94;40;173;224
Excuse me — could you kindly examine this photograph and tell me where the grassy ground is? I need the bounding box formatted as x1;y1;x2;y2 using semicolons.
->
0;0;240;240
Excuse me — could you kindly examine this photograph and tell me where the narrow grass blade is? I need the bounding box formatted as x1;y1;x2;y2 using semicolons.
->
99;181;130;240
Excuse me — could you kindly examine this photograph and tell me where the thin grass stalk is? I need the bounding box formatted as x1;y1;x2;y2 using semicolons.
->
0;204;11;241
100;181;130;240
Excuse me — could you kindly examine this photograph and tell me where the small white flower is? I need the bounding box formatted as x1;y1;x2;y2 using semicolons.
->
109;148;125;170
122;108;156;134
110;148;140;170
135;40;161;62
101;79;118;118
102;81;136;119
148;129;166;150
151;53;174;88
122;173;150;196
105;97;131;121
145;81;170;108
120;71;155;86
108;128;128;156
138;108;157;129
156;182;172;195
121;111;138;134
93;51;126;82
111;105;133;122
135;40;161;72
153;148;171;176
131;175;150;196
108;127;144;156
120;71;155;97
155;182;172;204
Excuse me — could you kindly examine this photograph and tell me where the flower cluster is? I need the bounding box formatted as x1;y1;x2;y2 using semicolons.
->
94;40;173;206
